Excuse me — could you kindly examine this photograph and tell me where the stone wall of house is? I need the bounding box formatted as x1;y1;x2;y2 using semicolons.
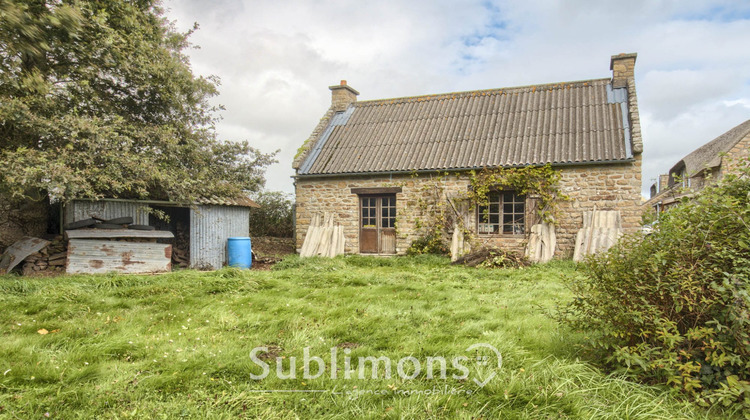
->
722;132;750;175
0;194;49;254
295;155;642;258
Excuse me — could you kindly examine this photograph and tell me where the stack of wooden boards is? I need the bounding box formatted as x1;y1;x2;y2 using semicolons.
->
300;213;345;258
171;222;190;268
573;209;623;262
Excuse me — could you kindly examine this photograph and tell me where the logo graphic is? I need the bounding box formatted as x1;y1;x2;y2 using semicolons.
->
248;342;503;390
465;343;503;387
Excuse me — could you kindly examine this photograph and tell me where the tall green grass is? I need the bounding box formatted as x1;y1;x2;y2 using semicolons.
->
0;257;728;418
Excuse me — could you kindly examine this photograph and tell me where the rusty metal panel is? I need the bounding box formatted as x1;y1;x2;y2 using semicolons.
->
190;205;250;270
66;239;171;274
66;229;174;240
65;201;150;226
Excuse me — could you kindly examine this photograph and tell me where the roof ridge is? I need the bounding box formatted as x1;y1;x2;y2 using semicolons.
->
671;118;750;175
354;78;612;106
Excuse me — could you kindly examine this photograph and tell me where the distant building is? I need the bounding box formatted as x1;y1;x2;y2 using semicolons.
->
646;119;750;213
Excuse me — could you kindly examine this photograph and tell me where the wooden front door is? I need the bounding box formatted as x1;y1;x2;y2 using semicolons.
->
359;195;396;254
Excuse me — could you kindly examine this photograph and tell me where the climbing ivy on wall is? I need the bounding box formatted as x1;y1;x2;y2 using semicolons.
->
406;165;567;255
467;164;567;223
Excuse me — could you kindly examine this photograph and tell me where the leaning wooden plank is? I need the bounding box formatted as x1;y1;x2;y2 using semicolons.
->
451;228;462;262
318;227;333;257
573;228;590;262
525;224;542;262
300;225;319;257
299;214;320;257
539;222;556;263
335;225;345;256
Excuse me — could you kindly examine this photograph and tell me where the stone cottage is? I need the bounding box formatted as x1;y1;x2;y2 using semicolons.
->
293;53;643;257
646;119;750;212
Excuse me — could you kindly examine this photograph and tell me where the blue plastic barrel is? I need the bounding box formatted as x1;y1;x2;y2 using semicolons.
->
227;237;252;269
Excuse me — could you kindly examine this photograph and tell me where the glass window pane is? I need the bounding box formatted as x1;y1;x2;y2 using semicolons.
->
478;206;488;222
515;203;524;213
389;208;396;217
490;214;499;224
504;203;513;213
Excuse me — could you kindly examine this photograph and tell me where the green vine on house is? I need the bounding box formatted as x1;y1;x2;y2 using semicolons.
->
407;164;567;255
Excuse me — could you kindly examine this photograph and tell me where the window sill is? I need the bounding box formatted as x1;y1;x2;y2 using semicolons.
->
476;233;527;238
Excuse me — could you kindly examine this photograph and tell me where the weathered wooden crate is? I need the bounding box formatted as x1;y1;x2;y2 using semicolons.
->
65;229;174;274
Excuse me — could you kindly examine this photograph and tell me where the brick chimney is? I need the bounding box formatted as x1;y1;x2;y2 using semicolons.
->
610;53;637;89
329;80;359;112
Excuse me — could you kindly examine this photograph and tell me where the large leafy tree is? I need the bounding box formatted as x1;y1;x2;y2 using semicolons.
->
0;0;275;203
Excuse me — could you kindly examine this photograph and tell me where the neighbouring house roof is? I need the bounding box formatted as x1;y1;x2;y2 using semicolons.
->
669;119;750;178
298;78;635;176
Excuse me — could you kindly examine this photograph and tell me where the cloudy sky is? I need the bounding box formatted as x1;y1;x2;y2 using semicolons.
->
163;0;750;197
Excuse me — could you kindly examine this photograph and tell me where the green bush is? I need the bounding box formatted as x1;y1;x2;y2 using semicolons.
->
406;229;450;256
559;161;750;414
248;191;294;237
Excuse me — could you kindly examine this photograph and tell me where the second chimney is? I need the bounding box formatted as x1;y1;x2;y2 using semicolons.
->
610;53;637;89
329;80;359;112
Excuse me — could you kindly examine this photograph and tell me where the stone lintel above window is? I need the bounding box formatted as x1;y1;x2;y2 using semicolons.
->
351;187;402;195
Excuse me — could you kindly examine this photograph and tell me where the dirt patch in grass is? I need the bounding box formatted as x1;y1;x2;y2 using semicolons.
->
256;345;283;360
251;236;295;258
336;342;360;349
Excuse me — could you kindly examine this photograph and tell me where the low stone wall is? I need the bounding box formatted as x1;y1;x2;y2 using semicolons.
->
295;156;643;257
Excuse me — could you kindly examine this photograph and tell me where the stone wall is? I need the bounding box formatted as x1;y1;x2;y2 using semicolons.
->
723;132;750;175
295;155;642;257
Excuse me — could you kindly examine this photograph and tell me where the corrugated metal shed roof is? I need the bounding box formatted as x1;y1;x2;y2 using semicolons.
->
299;78;633;175
195;196;260;208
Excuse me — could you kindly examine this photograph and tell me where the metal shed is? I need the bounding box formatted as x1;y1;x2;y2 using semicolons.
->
64;197;258;270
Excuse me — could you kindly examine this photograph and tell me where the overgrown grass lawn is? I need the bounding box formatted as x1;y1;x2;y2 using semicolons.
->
0;256;720;419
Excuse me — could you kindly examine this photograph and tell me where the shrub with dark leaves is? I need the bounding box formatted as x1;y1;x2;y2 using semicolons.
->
559;160;750;413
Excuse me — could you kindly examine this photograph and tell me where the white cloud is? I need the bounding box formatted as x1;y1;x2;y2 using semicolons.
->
163;0;750;195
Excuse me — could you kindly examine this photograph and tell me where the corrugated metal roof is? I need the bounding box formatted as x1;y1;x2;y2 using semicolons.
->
195;196;260;208
67;197;259;210
299;78;633;175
